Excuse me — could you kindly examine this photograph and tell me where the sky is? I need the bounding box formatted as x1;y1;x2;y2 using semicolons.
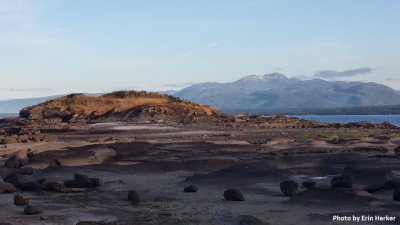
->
0;0;400;100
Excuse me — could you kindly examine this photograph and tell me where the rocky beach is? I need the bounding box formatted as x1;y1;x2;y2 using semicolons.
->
0;92;399;225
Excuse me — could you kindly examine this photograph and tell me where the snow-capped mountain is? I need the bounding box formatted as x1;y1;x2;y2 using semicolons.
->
173;73;400;112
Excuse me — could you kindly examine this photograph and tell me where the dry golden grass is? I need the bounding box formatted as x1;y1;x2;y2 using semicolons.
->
28;91;222;117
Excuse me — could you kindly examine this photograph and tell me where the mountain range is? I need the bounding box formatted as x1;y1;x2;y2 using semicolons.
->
1;73;400;114
173;73;400;112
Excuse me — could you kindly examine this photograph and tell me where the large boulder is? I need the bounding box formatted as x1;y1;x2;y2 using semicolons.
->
224;189;245;201
384;170;400;188
280;181;299;196
331;175;353;188
3;173;29;188
0;181;17;193
64;173;102;189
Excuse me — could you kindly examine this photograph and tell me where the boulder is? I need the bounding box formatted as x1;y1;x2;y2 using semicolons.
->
224;189;245;201
14;194;29;206
302;180;316;189
331;175;353;188
184;185;198;193
280;181;299;196
24;205;43;215
384;170;400;188
393;188;400;201
128;190;140;203
3;173;29;188
42;181;70;193
64;173;102;189
0;181;17;193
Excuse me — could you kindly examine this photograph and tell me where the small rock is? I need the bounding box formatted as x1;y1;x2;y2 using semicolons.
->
280;181;299;196
48;159;62;167
0;181;17;193
224;188;245;201
14;194;29;206
184;185;198;193
393;188;400;201
331;175;353;188
394;146;400;155
24;205;43;215
128;190;140;203
27;151;34;158
302;180;316;189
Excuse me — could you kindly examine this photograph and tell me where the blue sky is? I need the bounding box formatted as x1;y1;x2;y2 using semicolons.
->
0;0;399;100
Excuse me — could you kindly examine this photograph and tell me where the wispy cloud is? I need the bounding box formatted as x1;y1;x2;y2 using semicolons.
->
0;0;67;50
207;42;219;49
162;82;198;89
314;67;374;79
0;87;53;92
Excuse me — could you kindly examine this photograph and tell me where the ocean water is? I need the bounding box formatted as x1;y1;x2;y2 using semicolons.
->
296;115;400;126
0;113;18;119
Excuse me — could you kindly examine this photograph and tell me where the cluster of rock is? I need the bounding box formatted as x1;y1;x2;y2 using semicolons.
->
0;118;45;144
1;169;104;216
229;115;398;129
279;170;400;203
182;184;245;201
279;174;353;196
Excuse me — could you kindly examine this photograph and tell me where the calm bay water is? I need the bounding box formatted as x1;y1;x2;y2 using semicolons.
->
296;115;400;126
1;113;399;126
0;113;17;119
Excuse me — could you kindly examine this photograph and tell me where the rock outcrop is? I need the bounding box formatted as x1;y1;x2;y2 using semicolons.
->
19;92;227;125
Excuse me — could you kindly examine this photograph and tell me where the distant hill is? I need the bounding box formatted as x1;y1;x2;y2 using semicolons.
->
174;73;400;112
0;96;61;114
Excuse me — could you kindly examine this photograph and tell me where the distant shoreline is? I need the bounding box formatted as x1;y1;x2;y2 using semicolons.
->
0;113;18;119
225;105;400;116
